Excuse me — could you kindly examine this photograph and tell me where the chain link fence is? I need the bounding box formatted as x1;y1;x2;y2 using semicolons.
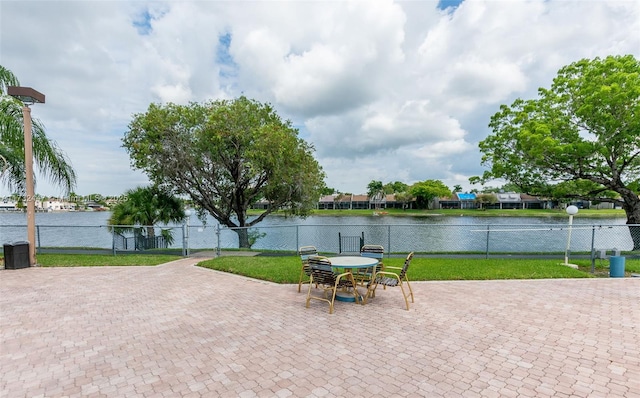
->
245;223;638;256
2;223;636;260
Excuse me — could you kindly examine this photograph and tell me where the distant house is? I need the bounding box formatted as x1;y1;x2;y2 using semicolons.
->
438;193;477;209
85;201;107;211
0;200;17;211
495;192;522;209
481;192;548;210
351;194;369;210
520;194;549;209
247;190;560;212
335;194;353;210
383;194;403;209
438;192;551;210
318;195;335;210
458;193;477;209
251;199;270;210
43;198;76;211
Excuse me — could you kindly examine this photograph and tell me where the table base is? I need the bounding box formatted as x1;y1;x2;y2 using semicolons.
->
335;289;363;303
335;291;356;302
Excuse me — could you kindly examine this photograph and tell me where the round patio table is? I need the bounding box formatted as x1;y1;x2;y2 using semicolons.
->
327;256;378;302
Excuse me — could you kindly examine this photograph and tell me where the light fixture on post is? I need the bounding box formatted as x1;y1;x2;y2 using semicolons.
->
562;205;579;269
7;86;45;267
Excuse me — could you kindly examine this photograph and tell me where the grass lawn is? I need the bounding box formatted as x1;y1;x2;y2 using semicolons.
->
5;253;637;281
197;255;640;283
34;254;182;267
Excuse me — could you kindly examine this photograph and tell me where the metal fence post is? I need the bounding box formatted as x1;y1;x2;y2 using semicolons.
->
113;229;118;255
216;224;221;256
182;223;187;257
590;226;596;274
36;225;40;254
387;225;391;256
296;225;299;252
485;225;491;259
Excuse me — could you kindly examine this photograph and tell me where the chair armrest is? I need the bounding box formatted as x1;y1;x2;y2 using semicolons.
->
374;271;400;279
386;266;402;270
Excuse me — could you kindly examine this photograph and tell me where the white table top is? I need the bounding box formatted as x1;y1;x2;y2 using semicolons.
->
327;256;378;268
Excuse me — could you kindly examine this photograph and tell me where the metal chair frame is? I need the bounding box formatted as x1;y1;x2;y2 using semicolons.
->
365;252;414;310
305;256;360;314
297;245;318;292
354;244;385;288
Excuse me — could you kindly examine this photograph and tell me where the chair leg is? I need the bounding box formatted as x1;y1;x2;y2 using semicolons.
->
305;277;314;308
364;282;377;304
298;267;305;293
405;279;414;303
299;265;315;293
347;274;362;304
328;286;337;314
399;283;410;310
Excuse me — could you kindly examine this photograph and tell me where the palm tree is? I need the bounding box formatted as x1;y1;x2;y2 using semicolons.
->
367;180;384;210
108;186;185;248
1;65;76;194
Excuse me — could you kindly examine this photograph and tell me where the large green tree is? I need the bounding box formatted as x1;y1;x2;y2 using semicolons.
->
383;181;408;194
410;179;451;209
476;55;640;249
108;186;185;247
0;65;76;194
122;96;325;248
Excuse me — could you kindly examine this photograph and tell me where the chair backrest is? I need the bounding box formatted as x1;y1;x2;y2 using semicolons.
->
361;244;384;272
299;246;318;262
360;244;384;259
399;252;414;279
307;256;336;285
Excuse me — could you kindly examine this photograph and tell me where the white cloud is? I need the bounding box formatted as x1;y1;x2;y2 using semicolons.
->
1;0;638;197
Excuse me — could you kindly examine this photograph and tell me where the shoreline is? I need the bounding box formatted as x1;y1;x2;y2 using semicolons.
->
1;208;628;220
266;208;628;219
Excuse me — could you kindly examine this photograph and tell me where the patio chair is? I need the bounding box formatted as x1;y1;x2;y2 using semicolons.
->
354;244;385;288
365;252;414;310
298;245;318;292
305;256;360;314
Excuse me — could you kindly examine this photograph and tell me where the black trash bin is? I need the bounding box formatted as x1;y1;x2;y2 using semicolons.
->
3;241;30;269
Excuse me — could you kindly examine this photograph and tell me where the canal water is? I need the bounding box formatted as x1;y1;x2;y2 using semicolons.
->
0;211;631;254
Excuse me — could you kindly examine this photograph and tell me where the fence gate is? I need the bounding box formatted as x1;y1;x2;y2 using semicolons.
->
338;232;364;253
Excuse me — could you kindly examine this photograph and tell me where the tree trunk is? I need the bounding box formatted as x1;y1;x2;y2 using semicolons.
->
628;224;640;251
620;190;640;251
235;228;250;249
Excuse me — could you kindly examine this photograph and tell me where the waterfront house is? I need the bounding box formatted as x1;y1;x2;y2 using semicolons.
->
249;191;566;212
0;200;17;211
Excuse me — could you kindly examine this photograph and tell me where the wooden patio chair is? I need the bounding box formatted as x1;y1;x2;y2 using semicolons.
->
297;245;318;292
365;252;414;310
305;256;360;314
354;244;385;288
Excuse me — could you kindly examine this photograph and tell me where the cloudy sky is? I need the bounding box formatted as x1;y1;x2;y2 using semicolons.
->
1;0;638;198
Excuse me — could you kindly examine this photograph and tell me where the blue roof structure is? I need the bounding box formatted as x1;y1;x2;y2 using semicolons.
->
457;193;476;200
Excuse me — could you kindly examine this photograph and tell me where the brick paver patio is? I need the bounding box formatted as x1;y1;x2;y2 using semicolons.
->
1;257;639;397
